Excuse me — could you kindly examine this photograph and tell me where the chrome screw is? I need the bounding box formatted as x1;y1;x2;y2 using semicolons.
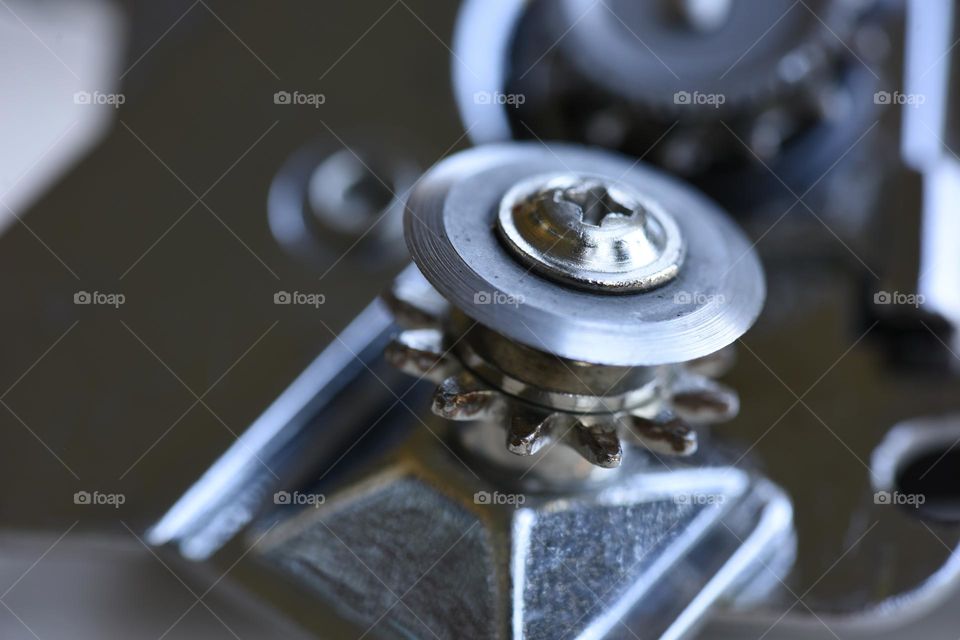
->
496;173;686;293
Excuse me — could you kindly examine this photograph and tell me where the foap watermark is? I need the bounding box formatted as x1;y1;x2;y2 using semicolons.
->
673;291;725;305
74;90;126;109
274;90;326;108
273;490;326;508
74;291;125;308
473;91;526;108
74;490;126;509
674;91;726;108
874;490;925;509
674;493;726;506
274;290;326;308
474;490;525;508
874;290;924;308
473;291;524;307
874;91;926;107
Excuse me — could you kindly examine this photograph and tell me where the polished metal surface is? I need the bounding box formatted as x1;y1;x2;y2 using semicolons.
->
496;173;685;293
404;143;766;367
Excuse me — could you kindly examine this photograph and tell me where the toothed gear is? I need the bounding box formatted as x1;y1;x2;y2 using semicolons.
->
453;0;883;185
386;143;763;468
385;319;739;468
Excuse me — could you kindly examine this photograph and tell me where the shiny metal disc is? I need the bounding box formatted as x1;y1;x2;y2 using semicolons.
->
404;143;764;366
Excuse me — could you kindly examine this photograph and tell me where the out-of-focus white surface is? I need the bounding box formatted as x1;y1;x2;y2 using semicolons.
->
901;0;960;334
0;530;314;640
0;0;125;231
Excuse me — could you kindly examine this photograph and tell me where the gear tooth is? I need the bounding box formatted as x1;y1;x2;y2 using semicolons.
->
565;419;622;468
382;269;449;328
506;409;557;456
385;329;456;383
628;412;698;456
670;375;739;424
431;373;499;421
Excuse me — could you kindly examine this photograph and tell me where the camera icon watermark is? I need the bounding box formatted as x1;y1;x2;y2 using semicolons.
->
673;291;726;305
273;490;326;508
274;290;326;308
874;490;925;509
473;490;525;508
873;290;924;308
472;290;524;307
74;90;126;109
473;91;526;108
74;291;125;308
74;490;126;509
674;91;726;108
874;91;926;107
674;493;725;506
274;90;326;108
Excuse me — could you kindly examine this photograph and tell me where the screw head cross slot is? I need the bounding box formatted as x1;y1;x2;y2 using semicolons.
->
496;174;685;293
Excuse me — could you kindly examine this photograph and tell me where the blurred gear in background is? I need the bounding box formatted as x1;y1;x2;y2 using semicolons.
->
455;0;889;214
